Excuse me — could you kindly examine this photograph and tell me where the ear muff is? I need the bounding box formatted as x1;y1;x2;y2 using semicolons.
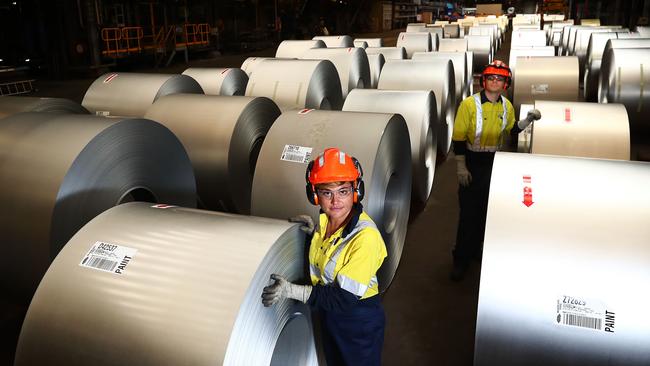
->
305;160;319;205
351;157;365;203
305;154;365;205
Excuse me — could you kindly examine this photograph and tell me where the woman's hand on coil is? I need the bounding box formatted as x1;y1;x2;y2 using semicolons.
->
289;214;315;236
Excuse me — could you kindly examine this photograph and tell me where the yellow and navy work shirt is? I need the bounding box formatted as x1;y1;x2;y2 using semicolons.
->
452;91;516;152
309;211;387;299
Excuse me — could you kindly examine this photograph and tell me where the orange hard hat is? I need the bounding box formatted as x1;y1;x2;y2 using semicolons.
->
305;147;364;205
482;60;512;89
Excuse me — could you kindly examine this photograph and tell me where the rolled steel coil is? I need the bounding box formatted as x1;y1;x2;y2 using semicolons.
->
443;24;460;39
469;25;498;51
513;56;579;115
425;26;445;44
406;23;427;33
0;96;88;119
508;47;555;75
396;32;432;58
580;18;601;26
525;100;630;159
275;39;326;58
145;94;281;214
245;59;343;111
240;57;274;77
312;35;353;47
0;113;196;302
15;202;317;366
574;27;623;82
475;152;650;366
584;32;638;101
182;67;249;96
413;51;469;101
365;47;407;60
637;26;650;37
300;47;371;99
466;35;493;74
250;109;411;292
598;47;650;131
367;53;385;89
355;38;383;47
438;38;468;52
353;40;369;48
343;89;437;203
82;72;203;117
378;59;456;155
511;29;547;48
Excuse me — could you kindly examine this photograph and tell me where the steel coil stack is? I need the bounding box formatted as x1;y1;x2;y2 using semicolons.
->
365;47;407;60
182;68;249;96
312;35;353;47
396;32;432;58
300;47;371;99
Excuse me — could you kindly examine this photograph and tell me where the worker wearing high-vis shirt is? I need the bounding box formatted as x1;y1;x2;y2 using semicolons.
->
262;147;387;366
451;60;541;281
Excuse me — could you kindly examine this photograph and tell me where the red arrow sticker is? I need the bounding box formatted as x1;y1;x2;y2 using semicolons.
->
564;108;571;122
522;175;534;207
103;73;119;83
298;108;313;115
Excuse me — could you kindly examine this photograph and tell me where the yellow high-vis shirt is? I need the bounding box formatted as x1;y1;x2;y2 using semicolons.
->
453;92;516;152
309;211;387;299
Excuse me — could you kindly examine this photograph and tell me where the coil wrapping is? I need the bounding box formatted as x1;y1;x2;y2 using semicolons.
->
475;152;650;366
312;35;353;47
343;89;437;203
240;57;274;77
396;32;432;58
245;59;343;111
466;35;493;74
355;38;383;47
0;113;196;302
0;96;88;119
513;56;579;115
15;203;317;366
300;47;371;99
378;59;456;155
413;51;469;101
365;47;407;60
583;32;638;101
182;68;249;96
145;94;281;213
250;109;412;292
275;40;326;58
367;54;385;89
598;47;650;131
82;72;203;117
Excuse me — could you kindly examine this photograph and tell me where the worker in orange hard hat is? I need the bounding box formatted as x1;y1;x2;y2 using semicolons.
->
262;147;387;366
450;60;542;281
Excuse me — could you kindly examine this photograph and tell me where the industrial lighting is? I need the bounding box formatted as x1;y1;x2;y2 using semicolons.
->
24;58;30;62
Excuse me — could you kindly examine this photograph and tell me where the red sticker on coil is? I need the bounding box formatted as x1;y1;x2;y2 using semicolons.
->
103;73;118;83
522;175;534;207
565;108;571;122
298;109;313;115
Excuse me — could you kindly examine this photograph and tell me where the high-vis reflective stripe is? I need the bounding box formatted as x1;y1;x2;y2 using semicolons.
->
338;273;369;297
470;94;508;152
321;220;376;285
310;263;322;279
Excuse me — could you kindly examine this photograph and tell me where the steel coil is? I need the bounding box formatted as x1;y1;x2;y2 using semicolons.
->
511;29;547;48
475;152;650;366
469;25;498;51
581;18;601;26
443;24;460;39
437;38;468;52
300;47;370;99
406;23;427;33
598;47;650;131
354;38;383;47
250;109;411;292
413;51;469;101
425;26;445;44
312;35;353;47
466;35;493;74
513;56;579;115
275;40;326;58
245;59;343;111
574;27;623;82
343;89;437;203
353;40;369;48
182;67;249;96
145;94;281;213
240;57;274;77
367;54;385;89
378;59;456;155
396;32;432;58
526;100;630;159
0;113;196;302
82;72;203;117
365;47;407;60
584;32;638;101
508;47;555;75
0;96;88;119
15;203;317;366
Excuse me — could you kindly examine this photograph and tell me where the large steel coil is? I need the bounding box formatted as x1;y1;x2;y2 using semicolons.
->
396;32;432;58
511;29;547;48
413;51;469;101
438;38;468;52
378;59;456;155
240;57;274;77
475;152;650;366
145;94;281;214
0;113;196;302
353;40;369;49
584;32;638;101
355;38;383;47
275;40;326;58
425;26;445;44
300;47;370;98
82;72;203;117
312;35;353;47
367;54;385;89
574;27;623;83
365;47;407;60
406;23;427;33
466;35;493;74
469;25;498;51
182;67;249;96
245;59;343;111
343;89;437;203
525;100;630;159
508;47;555;75
15;203;317;366
443;24;460;39
250;109;412;292
0;96;88;119
513;56;579;114
598;47;650;131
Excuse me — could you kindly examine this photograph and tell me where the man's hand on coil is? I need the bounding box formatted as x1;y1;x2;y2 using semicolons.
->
289;214;315;236
455;155;472;187
518;109;542;129
261;274;312;307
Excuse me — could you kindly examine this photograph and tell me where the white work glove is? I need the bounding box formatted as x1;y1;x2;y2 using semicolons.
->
261;274;312;307
517;109;542;129
289;214;315;236
455;155;472;187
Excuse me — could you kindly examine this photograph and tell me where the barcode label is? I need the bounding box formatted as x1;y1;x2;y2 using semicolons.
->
80;241;137;275
562;313;602;330
280;144;312;164
556;294;612;332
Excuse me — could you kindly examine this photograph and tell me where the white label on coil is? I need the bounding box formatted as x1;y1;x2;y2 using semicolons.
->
280;144;312;164
531;84;549;94
95;111;110;117
79;241;137;275
555;295;615;333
